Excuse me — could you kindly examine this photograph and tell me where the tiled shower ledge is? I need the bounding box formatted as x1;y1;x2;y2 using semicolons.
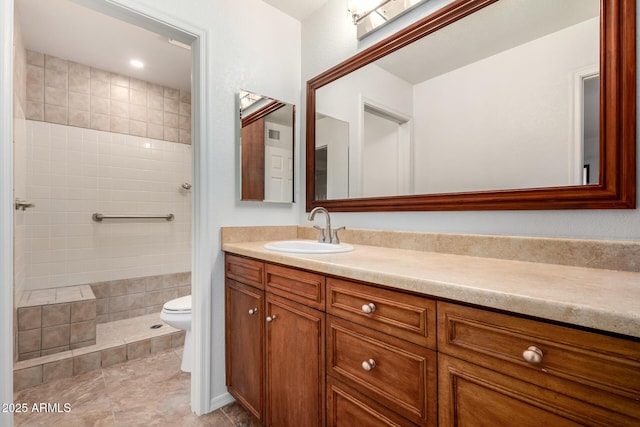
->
13;312;185;391
18;285;95;307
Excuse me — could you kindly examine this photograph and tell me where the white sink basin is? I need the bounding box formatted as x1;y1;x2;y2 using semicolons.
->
264;240;354;254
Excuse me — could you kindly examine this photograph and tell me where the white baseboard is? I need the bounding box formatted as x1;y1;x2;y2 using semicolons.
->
209;392;235;412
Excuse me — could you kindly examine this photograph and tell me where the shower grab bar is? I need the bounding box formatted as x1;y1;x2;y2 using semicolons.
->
92;213;174;222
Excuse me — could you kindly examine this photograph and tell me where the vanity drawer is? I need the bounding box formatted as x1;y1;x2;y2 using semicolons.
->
327;377;418;427
326;277;436;349
266;264;325;310
225;254;264;289
327;315;437;426
437;302;640;417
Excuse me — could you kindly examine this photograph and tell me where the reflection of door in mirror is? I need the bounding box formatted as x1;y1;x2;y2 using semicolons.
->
264;121;293;202
315;114;349;199
581;75;599;185
362;104;412;198
315;147;327;200
239;90;294;203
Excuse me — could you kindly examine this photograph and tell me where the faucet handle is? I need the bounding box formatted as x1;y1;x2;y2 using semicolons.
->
332;226;346;244
313;225;326;243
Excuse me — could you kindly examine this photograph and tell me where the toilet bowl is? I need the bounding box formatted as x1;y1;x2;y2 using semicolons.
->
160;295;192;372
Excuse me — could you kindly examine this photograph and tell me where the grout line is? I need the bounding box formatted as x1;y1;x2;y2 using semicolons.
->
219;405;237;427
99;367;118;426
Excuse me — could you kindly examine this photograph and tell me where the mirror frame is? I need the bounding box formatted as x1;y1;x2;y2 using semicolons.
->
306;0;635;212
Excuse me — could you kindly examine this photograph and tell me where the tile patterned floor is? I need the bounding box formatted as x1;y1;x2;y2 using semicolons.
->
14;313;184;391
13;347;259;426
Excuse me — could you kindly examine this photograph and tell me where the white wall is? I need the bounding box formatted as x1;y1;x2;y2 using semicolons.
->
302;0;640;240
316;115;349;199
362;110;400;197
24;120;192;290
111;0;302;411
316;64;413;196
413;18;598;193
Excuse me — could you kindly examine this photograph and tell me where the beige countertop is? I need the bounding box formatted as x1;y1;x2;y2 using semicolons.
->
223;240;640;339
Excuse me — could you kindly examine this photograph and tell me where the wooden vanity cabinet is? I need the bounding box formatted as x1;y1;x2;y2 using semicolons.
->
437;302;640;426
225;254;325;427
226;253;640;427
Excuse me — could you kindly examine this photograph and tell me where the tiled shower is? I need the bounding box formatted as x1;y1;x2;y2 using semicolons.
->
13;48;193;390
21;119;192;292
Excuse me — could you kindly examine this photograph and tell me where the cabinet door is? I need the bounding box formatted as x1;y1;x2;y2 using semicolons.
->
265;292;325;427
225;278;264;423
439;353;639;427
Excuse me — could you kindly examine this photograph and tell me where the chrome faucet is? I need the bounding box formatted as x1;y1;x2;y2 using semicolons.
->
308;207;331;243
308;207;345;244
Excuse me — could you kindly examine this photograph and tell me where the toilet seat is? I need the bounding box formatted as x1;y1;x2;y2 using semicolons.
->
162;295;191;313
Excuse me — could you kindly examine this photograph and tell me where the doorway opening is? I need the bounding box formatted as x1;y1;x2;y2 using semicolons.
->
361;103;413;198
4;0;211;416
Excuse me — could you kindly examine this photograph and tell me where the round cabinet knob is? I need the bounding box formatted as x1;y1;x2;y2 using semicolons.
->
361;303;376;314
266;315;277;323
522;346;544;364
361;359;376;371
248;308;258;315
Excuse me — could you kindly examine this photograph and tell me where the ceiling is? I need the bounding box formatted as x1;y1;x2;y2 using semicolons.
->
15;0;328;92
263;0;329;21
16;0;192;91
375;0;599;84
16;0;596;97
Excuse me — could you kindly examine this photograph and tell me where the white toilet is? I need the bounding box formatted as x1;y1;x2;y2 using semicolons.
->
160;295;192;372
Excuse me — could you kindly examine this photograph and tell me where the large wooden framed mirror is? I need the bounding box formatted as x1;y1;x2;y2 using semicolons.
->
306;0;635;211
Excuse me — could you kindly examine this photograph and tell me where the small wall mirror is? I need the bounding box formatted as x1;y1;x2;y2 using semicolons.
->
239;90;295;203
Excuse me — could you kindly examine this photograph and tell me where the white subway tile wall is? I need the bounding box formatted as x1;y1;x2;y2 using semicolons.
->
25;51;191;144
24;120;192;290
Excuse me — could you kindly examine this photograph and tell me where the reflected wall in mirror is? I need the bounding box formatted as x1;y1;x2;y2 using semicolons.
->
240;90;295;203
315;113;349;200
306;0;635;211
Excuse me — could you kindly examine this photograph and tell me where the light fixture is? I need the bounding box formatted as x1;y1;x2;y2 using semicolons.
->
240;90;263;110
347;0;390;24
348;0;429;39
130;59;144;68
